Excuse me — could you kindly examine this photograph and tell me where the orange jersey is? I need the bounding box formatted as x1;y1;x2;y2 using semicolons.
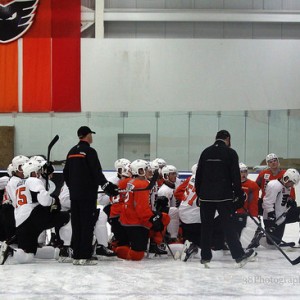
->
157;178;165;188
110;177;131;219
237;179;260;217
256;169;295;200
119;178;153;229
174;176;190;201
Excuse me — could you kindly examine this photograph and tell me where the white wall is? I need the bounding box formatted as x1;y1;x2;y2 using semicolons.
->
82;39;300;112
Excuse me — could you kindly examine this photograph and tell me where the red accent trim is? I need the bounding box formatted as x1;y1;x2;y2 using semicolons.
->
68;154;85;159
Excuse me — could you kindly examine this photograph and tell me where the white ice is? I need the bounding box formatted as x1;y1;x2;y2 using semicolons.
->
1;176;300;299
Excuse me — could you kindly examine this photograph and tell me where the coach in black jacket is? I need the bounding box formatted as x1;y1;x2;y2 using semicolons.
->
195;130;256;267
63;126;118;265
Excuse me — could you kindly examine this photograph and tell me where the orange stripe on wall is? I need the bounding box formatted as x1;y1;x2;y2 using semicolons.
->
22;0;52;112
51;0;81;112
22;38;52;112
0;42;18;112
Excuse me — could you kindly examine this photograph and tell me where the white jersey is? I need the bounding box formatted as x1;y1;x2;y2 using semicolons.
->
262;179;292;225
14;177;53;227
59;182;71;211
6;176;24;207
0;176;9;190
178;175;201;224
149;183;158;211
157;183;176;207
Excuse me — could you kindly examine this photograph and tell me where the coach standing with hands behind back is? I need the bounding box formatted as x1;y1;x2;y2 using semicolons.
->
63;126;119;265
195;130;256;268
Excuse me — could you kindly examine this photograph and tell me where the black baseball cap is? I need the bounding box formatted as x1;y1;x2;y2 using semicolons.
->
77;126;96;138
216;130;231;140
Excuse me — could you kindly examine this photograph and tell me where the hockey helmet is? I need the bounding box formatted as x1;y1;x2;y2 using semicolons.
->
130;159;149;177
162;165;177;180
12;155;29;172
282;168;300;185
22;160;42;179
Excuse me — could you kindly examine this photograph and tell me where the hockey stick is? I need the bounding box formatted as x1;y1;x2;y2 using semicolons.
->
243;209;300;265
98;169;159;194
160;232;176;260
46;135;59;191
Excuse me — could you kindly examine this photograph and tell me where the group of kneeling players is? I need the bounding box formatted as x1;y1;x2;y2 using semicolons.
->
0;153;299;265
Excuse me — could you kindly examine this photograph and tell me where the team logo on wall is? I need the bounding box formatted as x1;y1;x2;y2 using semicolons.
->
0;0;39;44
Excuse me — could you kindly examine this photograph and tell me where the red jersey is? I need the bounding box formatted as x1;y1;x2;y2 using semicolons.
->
110;177;131;219
174;176;190;201
256;169;295;200
237;179;260;217
119;178;153;229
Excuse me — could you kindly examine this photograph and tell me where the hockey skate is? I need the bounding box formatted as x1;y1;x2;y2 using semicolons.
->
235;249;257;268
58;246;73;263
96;245;117;257
181;240;198;262
149;243;168;256
0;241;14;265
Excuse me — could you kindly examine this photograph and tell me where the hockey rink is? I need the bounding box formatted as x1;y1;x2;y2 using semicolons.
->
1;223;300;300
1;180;300;299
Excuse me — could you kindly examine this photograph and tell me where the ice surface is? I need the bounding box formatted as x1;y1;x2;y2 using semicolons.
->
1;175;300;299
1;224;300;300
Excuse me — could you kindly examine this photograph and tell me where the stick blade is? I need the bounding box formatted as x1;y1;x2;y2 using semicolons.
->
291;256;300;265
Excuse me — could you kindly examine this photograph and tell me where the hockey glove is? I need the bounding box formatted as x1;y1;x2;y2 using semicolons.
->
102;181;119;197
265;211;276;233
150;212;164;232
286;197;297;208
43;162;55;176
232;192;246;210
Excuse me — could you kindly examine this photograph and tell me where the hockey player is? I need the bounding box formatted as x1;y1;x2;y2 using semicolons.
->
234;163;260;249
116;159;169;261
262;168;300;246
95;158;130;256
108;164;132;250
145;161;168;255
175;164;200;261
157;165;180;243
0;160;70;265
3;155;29;242
256;153;295;214
153;158;167;188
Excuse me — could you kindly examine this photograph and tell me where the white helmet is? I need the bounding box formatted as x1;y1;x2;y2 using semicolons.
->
121;163;132;178
12;155;29;172
282;168;300;185
130;159;149;177
239;163;248;172
162;165;177;180
149;160;159;171
191;164;198;175
30;155;47;166
22;160;42;179
266;153;278;163
114;158;131;174
7;163;14;177
153;158;167;169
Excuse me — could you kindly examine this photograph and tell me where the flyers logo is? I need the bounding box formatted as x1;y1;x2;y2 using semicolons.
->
0;0;39;44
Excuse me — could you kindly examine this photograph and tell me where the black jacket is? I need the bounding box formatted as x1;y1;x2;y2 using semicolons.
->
63;141;107;198
195;139;243;201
